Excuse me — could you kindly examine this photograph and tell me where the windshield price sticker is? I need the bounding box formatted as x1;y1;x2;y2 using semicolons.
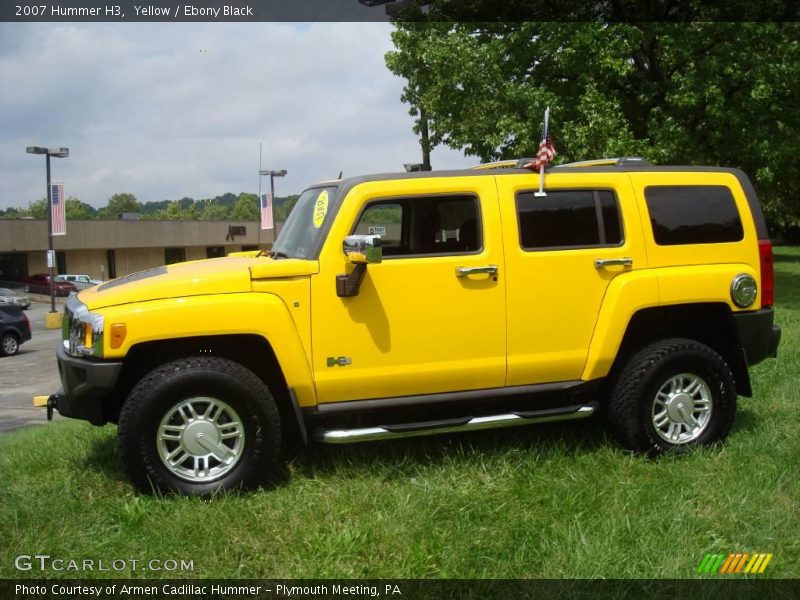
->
313;190;329;229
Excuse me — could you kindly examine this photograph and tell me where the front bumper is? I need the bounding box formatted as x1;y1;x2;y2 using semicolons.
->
733;307;781;366
54;345;122;425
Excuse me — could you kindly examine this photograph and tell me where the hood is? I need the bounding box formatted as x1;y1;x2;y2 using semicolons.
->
78;256;318;310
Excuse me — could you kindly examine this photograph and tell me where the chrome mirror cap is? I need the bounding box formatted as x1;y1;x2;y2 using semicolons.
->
343;235;382;264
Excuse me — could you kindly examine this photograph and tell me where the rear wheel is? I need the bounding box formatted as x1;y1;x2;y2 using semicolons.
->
0;333;19;356
118;356;282;495
607;338;737;454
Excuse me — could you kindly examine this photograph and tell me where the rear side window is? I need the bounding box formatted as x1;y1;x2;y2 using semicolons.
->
516;190;623;250
645;185;743;245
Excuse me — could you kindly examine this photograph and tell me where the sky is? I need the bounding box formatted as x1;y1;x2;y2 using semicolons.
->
0;21;474;210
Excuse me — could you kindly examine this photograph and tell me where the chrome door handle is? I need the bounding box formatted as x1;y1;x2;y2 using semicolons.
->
594;257;633;268
456;265;498;277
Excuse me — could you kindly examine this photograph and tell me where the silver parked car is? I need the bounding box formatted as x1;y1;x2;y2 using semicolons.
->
54;274;102;291
0;287;31;310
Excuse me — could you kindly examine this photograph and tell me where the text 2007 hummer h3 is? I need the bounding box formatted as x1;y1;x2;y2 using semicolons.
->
50;158;781;495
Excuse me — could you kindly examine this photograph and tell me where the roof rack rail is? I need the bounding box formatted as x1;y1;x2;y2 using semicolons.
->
557;157;650;168
468;159;520;171
470;156;650;171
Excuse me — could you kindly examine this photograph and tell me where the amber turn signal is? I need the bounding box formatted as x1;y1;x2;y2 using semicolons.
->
110;323;127;349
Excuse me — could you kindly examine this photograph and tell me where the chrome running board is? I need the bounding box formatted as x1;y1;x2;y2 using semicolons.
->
313;402;598;444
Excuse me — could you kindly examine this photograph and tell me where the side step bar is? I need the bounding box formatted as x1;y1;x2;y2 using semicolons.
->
313;401;598;444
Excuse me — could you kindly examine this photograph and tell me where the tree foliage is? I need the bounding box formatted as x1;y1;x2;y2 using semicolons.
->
65;198;96;219
105;192;141;215
28;198;47;219
230;193;260;221
385;22;800;234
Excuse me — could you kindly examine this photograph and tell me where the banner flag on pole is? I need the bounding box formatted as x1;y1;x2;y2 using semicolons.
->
260;192;274;230
51;183;66;236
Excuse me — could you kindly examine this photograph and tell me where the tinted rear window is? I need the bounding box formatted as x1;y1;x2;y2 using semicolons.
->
645;185;743;245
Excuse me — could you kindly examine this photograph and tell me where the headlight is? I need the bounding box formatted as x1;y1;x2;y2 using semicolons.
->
63;296;104;357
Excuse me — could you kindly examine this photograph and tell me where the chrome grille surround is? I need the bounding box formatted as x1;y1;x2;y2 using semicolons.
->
63;295;104;357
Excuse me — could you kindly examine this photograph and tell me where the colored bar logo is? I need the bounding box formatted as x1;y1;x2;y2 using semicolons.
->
697;552;773;574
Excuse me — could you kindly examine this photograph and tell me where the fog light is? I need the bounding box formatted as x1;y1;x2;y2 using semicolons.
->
731;274;757;308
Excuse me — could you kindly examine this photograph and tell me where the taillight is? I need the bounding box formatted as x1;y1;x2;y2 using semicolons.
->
758;239;774;308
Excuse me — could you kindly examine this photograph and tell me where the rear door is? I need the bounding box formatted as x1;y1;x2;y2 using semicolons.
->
496;171;647;385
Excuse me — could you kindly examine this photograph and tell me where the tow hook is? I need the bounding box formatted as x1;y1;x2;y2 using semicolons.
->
46;395;59;420
34;394;60;420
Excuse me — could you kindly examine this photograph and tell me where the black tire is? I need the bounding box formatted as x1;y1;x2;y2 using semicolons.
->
118;357;282;495
607;338;737;454
1;333;19;356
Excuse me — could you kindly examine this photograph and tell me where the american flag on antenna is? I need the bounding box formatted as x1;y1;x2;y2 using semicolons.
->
523;109;557;173
260;192;274;230
523;132;557;173
51;183;66;235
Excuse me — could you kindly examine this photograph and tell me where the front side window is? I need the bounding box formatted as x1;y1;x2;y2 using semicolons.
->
353;195;482;257
516;190;623;250
644;185;744;245
271;186;338;259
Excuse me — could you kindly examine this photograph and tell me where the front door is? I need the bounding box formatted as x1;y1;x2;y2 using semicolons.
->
311;176;506;404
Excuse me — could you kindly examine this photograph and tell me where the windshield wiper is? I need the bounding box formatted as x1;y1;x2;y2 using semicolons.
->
270;251;290;259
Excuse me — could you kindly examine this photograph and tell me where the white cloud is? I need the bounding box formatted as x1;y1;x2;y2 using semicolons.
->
0;22;474;210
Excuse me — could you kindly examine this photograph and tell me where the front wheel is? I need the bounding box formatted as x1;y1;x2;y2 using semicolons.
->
607;338;737;454
1;333;19;356
118;357;282;495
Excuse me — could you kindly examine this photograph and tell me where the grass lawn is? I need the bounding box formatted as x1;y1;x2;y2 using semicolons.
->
1;248;798;580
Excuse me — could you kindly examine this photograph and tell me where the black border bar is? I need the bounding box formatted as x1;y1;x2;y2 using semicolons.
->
2;0;800;22
3;579;800;599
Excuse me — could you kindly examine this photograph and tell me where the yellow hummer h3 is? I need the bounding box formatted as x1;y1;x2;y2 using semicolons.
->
51;158;781;495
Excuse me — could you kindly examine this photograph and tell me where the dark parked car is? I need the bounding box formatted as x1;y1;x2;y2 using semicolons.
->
0;305;31;356
0;287;31;309
24;274;77;296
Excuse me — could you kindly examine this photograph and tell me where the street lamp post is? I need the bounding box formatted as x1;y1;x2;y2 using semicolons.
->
26;146;69;313
258;169;287;237
259;169;287;204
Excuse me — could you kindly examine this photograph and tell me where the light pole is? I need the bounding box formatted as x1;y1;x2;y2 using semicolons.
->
259;169;287;204
258;169;287;235
26;146;69;313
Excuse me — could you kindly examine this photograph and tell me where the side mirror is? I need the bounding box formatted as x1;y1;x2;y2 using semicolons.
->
337;235;382;298
343;234;382;265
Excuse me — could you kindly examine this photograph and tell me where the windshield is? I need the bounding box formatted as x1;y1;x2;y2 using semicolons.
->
271;186;338;259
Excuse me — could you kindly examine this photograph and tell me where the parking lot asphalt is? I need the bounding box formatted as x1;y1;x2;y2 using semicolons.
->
0;299;65;433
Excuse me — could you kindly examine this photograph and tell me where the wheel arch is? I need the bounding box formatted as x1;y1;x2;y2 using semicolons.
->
109;334;308;444
607;303;751;397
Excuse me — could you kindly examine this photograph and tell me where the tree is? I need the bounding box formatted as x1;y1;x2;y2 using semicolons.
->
198;201;230;221
230;193;259;221
385;22;449;171
106;192;141;215
151;199;203;220
1;206;30;219
28;198;47;219
65;197;96;220
385;22;800;234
